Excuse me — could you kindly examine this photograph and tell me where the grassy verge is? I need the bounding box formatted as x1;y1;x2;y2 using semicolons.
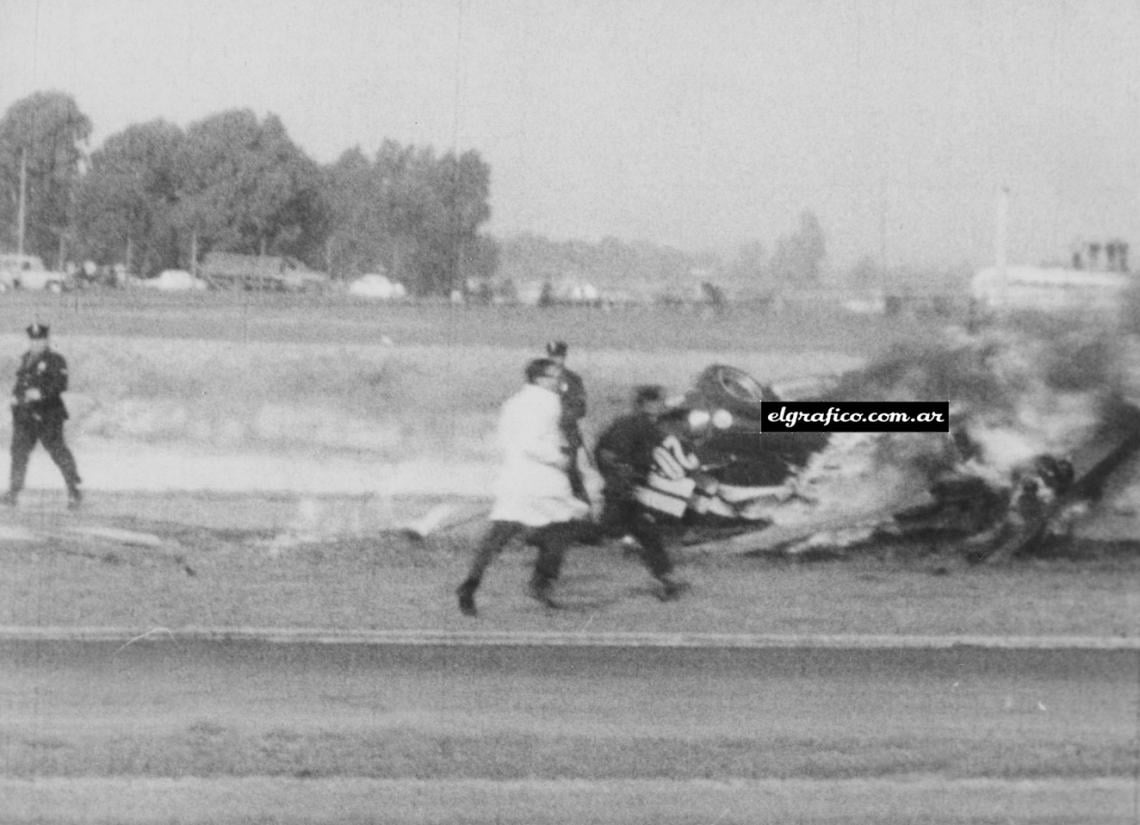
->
7;290;934;352
2;522;1138;637
0;334;863;463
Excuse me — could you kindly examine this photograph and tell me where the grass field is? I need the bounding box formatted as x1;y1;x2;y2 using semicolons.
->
5;288;940;351
0;333;867;466
2;291;910;463
0;289;1118;492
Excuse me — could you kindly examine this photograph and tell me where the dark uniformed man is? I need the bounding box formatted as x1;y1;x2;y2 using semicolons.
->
545;340;589;501
594;384;688;600
3;323;82;508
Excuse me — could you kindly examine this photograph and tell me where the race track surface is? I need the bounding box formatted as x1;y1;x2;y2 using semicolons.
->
2;640;1138;823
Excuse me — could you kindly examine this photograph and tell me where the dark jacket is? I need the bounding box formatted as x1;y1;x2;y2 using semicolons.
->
560;368;587;422
558;367;587;449
11;349;70;420
594;411;661;498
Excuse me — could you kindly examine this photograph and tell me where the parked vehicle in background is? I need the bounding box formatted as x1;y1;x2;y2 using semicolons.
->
136;269;209;291
0;254;71;292
347;273;407;300
198;252;330;292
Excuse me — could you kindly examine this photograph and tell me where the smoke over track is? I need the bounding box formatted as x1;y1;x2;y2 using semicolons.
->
827;317;1128;485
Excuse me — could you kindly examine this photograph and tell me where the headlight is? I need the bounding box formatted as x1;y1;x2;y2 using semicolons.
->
712;409;734;429
687;409;711;432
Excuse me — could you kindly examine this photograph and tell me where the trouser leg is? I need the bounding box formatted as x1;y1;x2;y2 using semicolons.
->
37;417;81;491
8;417;38;494
463;521;524;590
602;497;673;580
629;511;674;579
529;521;573;588
599;496;633;537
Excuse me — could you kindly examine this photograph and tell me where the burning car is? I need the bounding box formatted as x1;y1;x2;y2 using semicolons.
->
660;364;830;487
634;342;1140;556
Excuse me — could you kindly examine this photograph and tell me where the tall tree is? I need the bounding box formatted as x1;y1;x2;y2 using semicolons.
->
381;143;435;294
174;109;327;265
847;254;882;292
321;141;494;295
417;149;492;295
0;91;92;265
72;119;184;274
324;145;387;277
769;210;826;287
461;233;500;286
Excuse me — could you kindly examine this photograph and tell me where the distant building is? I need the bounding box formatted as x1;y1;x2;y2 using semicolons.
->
971;237;1134;314
1070;238;1130;273
972;262;1132;313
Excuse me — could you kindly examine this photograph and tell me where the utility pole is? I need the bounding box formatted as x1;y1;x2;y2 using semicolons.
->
878;166;890;306
879;168;888;287
17;148;27;257
995;186;1009;306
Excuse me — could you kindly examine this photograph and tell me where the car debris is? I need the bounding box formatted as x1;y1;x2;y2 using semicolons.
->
638;356;1140;560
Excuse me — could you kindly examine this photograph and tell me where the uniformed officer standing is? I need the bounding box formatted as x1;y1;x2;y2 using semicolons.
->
595;385;688;600
3;323;82;508
545;340;589;502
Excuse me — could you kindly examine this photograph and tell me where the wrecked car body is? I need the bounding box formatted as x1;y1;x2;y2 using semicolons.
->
634;353;1140;557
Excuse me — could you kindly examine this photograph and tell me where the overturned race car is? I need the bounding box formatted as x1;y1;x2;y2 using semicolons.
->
630;361;1140;558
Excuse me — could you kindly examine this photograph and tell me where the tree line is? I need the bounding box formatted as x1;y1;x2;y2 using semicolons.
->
0;91;494;296
1;90;850;300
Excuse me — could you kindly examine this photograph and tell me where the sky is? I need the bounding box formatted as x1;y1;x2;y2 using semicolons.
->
2;0;1139;272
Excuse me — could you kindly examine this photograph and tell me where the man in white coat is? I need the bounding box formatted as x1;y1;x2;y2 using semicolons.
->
456;357;590;616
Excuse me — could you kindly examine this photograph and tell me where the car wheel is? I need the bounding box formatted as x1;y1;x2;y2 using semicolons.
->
695;364;781;415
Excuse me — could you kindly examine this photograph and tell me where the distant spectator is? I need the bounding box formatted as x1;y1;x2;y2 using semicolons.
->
538;281;555;307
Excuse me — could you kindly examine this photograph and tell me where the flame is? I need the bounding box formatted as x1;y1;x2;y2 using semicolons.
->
830;318;1125;490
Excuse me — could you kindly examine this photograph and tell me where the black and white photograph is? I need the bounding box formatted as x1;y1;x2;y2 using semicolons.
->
1;1;1138;822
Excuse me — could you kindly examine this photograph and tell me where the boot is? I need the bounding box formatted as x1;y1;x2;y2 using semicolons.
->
456;580;478;617
527;576;560;609
655;575;690;602
67;486;83;511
